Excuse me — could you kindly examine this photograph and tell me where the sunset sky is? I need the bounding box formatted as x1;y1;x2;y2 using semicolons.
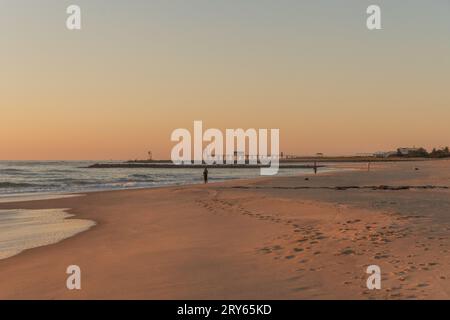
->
1;0;449;160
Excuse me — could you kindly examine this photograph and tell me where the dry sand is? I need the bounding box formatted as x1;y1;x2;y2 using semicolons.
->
0;160;449;299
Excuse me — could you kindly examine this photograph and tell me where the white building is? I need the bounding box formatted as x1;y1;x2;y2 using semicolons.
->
374;151;397;158
397;147;420;156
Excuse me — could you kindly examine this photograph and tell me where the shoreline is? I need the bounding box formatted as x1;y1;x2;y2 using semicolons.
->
0;165;351;204
87;163;326;169
0;160;448;299
0;208;95;260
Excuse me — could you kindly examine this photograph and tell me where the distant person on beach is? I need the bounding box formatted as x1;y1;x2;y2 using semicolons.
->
203;167;209;184
313;161;318;175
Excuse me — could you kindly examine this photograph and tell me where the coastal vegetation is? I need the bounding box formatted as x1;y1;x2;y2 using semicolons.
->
395;147;450;158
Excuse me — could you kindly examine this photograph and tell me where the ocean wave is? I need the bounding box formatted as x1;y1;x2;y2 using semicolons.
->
0;168;26;174
49;169;78;173
128;174;156;181
0;182;44;188
49;178;96;185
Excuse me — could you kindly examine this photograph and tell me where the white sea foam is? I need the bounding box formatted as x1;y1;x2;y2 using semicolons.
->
0;208;95;260
0;193;83;203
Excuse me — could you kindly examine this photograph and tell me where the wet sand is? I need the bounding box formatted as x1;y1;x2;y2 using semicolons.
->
0;160;449;299
0;208;94;260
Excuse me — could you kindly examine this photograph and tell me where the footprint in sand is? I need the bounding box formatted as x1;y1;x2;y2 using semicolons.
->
293;286;311;292
259;247;272;254
340;248;355;255
299;259;308;264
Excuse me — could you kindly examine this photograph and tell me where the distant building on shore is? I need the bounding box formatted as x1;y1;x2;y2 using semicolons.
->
374;147;426;158
397;147;421;156
356;153;375;157
374;151;397;158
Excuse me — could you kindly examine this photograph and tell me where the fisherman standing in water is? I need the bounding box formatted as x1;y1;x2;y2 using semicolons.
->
203;167;209;184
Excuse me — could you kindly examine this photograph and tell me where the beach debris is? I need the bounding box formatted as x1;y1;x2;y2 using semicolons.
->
340;248;355;255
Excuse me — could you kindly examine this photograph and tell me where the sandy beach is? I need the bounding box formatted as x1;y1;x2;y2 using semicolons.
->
0;160;449;299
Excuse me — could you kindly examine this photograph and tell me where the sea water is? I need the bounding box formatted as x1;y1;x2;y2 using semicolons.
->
0;160;334;199
0;208;95;260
